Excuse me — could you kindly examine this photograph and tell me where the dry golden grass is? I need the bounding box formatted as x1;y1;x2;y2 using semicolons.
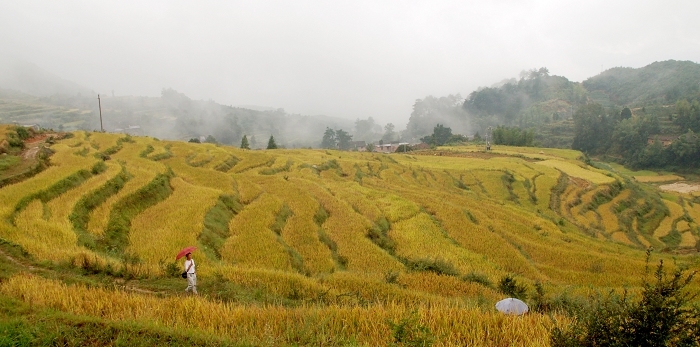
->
535;160;615;184
598;189;630;233
87;139;166;236
634;175;684;183
680;230;696;247
301;179;404;278
390;212;492;275
654;200;685;238
611;232;633;245
1;273;565;346
127;177;220;276
686;202;700;225
222;192;292;271
257;175;335;274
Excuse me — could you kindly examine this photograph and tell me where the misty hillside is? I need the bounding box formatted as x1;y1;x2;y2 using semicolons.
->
583;60;700;106
0;58;94;97
0;61;354;148
2;59;699;150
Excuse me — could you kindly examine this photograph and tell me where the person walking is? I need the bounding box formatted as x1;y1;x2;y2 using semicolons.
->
184;252;198;295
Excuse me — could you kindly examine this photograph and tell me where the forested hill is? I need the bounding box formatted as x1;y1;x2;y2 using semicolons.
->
410;60;697;150
459;60;700;129
583;60;700;107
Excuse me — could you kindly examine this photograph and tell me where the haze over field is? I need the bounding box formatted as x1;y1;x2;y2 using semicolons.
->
1;0;699;128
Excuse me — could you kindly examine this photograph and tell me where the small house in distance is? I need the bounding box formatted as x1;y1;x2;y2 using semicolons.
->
350;141;366;151
374;142;409;153
647;135;676;147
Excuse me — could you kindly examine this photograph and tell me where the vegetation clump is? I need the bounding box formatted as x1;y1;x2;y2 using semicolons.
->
99;169;174;255
498;274;528;300
404;258;459;277
551;255;700;346
69;164;131;249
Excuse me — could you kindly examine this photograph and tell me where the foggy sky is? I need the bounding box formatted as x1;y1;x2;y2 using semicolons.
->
1;0;699;128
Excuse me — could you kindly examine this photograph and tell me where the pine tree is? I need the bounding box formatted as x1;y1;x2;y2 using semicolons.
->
267;135;278;149
241;135;250;149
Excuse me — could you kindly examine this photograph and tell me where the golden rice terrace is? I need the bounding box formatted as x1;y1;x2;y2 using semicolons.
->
1;130;699;346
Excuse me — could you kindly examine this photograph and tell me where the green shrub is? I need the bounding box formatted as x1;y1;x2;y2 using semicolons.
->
367;217;395;254
498;274;528;300
14;127;30;140
405;258;459;277
462;272;492;288
551;256;700;346
388;311;434;347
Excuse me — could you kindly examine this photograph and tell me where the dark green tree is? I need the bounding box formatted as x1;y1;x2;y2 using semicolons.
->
611;119;645;157
354;117;381;141
420;124;453;146
668;130;700;166
571;103;613;154
240;135;250;149
204;135;218;144
675;99;700;133
620;107;632;120
433;124;452;145
382;123;396;142
336;129;353;150
266;135;278;149
491;126;534;146
635;139;667;168
321;127;337;149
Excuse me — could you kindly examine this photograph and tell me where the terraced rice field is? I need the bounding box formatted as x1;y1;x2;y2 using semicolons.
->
0;131;697;345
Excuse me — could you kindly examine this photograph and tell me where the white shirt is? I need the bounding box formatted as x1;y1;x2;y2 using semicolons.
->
184;259;196;274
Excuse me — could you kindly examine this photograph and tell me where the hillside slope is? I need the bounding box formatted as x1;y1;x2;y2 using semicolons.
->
583;60;700;106
0;131;698;344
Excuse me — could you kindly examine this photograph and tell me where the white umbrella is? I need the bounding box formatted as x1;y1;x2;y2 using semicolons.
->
495;298;529;315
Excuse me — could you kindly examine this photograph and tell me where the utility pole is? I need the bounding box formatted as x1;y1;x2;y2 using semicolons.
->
97;94;104;132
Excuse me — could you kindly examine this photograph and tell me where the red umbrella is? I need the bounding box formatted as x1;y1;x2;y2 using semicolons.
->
176;246;197;260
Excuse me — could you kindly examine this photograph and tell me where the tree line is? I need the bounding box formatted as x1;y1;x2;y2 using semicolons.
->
572;100;700;169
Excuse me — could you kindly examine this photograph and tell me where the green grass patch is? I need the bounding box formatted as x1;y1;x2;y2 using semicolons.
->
404;258;459;277
271;204;293;235
213;155;240;172
259;159;293;175
366;217;395;254
139;144;154;158
93;135;133;160
149;144;174;161
549;171;569;213
501;171;519;202
98;170;174;256
0;155;20;171
461;272;493;288
313;205;329;226
185;154;214;167
69;164;132;249
198;194;243;260
11;161;107;224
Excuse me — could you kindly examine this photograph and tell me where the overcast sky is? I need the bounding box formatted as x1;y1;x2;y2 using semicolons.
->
1;0;699;127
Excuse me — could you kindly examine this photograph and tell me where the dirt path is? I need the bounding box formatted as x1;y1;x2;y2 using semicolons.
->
0;248;36;271
659;182;700;194
0;246;167;296
21;133;52;160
